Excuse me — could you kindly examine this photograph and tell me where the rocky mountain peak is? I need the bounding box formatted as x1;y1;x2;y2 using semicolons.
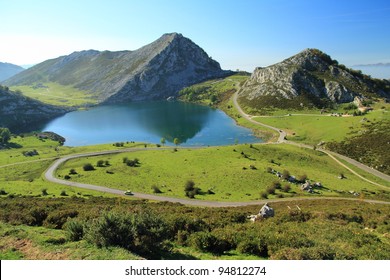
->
5;33;229;104
240;48;390;109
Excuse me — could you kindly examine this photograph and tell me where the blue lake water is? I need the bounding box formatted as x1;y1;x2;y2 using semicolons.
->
41;101;261;146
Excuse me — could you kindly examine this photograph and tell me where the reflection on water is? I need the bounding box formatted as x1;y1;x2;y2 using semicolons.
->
41;101;260;146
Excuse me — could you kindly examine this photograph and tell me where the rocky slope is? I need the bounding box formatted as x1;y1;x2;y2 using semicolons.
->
0;62;24;82
0;85;69;131
5;33;229;103
239;49;390;109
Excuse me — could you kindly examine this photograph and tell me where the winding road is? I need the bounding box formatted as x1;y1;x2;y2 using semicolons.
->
42;89;390;207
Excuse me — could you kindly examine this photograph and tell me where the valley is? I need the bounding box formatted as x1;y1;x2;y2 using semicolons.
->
1;34;390;260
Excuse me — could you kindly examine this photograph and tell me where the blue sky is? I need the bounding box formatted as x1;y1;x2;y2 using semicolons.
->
1;0;390;71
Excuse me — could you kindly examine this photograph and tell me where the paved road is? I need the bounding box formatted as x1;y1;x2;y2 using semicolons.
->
232;90;390;186
44;148;390;207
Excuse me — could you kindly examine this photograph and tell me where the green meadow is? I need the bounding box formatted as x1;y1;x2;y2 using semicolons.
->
10;82;99;107
253;106;390;145
56;143;390;202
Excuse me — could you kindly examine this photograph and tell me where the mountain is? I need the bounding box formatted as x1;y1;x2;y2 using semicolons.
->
0;85;70;131
5;33;229;103
239;48;390;109
0;62;24;82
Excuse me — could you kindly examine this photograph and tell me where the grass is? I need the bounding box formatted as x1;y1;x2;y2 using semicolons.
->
0;135;148;198
253;106;390;145
10;82;99;107
56;143;390;202
0;222;140;260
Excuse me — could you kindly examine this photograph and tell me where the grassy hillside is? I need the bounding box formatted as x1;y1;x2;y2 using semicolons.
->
1;197;389;260
10;82;99;107
253;104;389;145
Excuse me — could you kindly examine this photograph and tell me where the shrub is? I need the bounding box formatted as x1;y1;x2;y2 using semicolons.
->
65;219;85;241
260;192;268;199
97;160;105;167
64;175;71;180
152;185;162;194
266;186;276;195
29;208;48;226
282;184;291;192
83;163;95;171
0;189;8;195
282;170;290;180
44;210;78;229
297;174;308;183
272;181;282;189
85;210;167;257
69;169;77;175
60;190;68;196
237;239;268;257
190;232;230;255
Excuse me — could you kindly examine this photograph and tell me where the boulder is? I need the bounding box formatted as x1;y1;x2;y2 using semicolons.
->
259;203;274;218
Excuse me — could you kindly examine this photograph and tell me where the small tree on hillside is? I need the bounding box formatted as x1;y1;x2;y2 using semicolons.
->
173;138;180;146
83;163;95;171
0;127;11;144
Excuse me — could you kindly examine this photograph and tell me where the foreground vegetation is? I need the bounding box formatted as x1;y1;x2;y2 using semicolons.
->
0;197;389;260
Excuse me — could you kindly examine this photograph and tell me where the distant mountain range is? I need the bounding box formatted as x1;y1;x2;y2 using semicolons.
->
5;33;230;103
353;63;390;67
0;62;24;82
239;48;390;110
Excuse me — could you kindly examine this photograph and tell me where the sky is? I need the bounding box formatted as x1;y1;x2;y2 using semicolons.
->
1;0;390;72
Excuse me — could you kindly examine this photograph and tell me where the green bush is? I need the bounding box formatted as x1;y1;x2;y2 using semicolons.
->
83;163;95;171
44;210;79;229
190;231;230;255
65;219;85;241
237;239;268;257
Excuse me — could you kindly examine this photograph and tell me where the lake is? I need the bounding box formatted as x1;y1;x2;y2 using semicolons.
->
41;101;261;146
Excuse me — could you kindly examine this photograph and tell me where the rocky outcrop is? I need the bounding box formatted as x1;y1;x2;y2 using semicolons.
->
5;33;229;104
0;85;69;131
240;48;390;107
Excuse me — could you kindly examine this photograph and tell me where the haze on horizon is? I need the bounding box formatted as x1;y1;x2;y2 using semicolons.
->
1;0;390;73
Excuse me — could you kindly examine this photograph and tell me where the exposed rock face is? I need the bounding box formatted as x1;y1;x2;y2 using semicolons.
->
240;48;390;106
259;203;274;218
0;62;24;82
5;33;229;103
0;86;69;130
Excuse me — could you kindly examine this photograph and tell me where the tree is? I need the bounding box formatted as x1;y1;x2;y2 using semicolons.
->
160;138;166;146
0;127;11;144
173;138;180;146
83;163;95;171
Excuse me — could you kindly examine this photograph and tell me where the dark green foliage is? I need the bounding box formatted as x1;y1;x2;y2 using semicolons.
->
282;184;291;192
69;169;77;175
41;188;48;196
83;163;95;171
44;210;78;229
60;190;68;196
266;186;276;195
0;197;389;260
297;174;308;183
29;208;48;226
237;239;268;257
0;189;8;195
97;160;105;167
64;175;71;180
184;180;200;198
152;185;162;194
327;120;390;175
124;158;140;167
65;219;84;241
85;210;168;257
0;127;11;144
190;231;230;255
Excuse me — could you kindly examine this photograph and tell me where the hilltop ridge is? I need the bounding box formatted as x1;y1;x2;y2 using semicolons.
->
239;48;390;110
5;33;229;103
